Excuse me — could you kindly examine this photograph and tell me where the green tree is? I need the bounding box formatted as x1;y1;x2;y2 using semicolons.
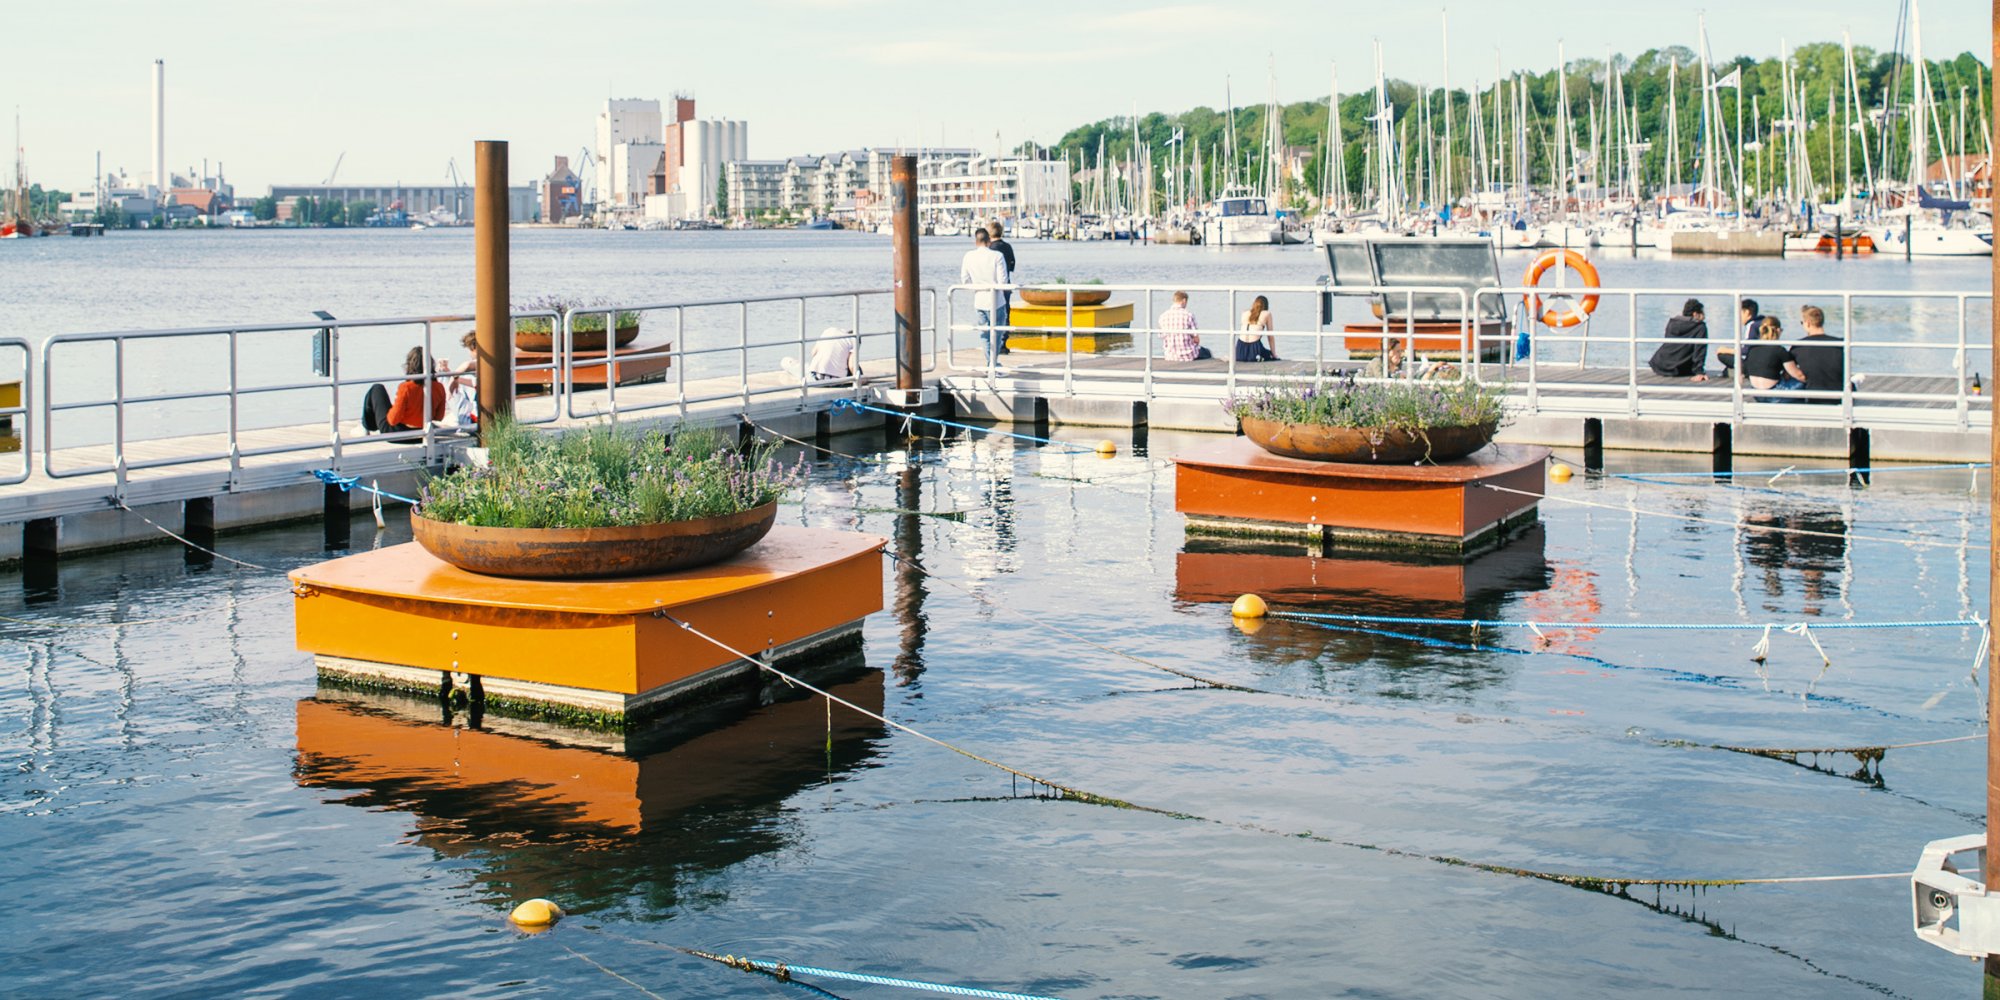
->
253;195;277;221
345;200;377;226
716;171;729;217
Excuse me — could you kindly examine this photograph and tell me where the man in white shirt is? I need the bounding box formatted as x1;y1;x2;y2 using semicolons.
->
781;326;862;382
958;229;1010;368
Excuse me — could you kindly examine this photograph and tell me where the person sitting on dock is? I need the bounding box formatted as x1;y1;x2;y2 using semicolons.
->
1159;291;1210;361
445;331;479;428
1359;339;1409;379
781;326;863;383
1235;296;1279;363
959;229;1011;367
1646;298;1710;381
362;347;445;439
1790;305;1850;404
1715;298;1764;376
1744;316;1808;403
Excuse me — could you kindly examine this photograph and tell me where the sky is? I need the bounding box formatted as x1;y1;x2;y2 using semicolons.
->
4;0;1988;194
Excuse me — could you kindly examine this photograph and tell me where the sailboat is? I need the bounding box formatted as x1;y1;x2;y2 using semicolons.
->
1871;0;1992;256
1199;73;1285;246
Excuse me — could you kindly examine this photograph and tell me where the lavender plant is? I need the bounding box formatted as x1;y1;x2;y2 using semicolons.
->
513;295;641;336
1223;375;1506;433
418;420;802;529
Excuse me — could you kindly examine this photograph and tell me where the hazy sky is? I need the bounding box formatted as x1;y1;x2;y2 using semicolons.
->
5;0;1987;193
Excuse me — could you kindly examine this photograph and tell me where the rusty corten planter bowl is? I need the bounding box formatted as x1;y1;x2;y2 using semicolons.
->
1241;416;1497;464
513;321;641;354
410;502;777;579
1018;288;1112;307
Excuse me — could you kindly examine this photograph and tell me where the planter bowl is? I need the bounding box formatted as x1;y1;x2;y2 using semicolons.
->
1019;288;1112;308
410;501;776;578
1240;416;1497;464
514;320;641;354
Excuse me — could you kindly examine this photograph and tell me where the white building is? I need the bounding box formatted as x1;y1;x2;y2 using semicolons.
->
725;160;787;216
610;141;665;210
918;155;1071;220
676;119;748;219
595;98;663;207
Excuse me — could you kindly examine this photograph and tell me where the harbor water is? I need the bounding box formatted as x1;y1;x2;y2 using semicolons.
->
2;418;1992;997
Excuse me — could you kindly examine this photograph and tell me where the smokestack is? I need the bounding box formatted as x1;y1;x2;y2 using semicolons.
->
151;59;164;197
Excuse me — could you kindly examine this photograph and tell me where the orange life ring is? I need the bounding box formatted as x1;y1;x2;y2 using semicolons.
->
1523;249;1601;328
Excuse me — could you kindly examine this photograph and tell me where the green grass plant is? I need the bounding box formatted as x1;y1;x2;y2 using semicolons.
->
1224;376;1507;433
418;420;801;529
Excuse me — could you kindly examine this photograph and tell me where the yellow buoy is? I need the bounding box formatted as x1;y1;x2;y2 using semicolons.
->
1549;463;1574;483
510;898;564;927
1096;439;1118;457
1231;594;1268;619
1233;615;1267;636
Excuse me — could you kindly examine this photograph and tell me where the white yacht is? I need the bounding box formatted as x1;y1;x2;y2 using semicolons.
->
1200;195;1283;246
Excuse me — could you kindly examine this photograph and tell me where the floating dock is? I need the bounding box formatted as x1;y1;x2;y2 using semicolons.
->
291;526;885;729
1003;301;1135;353
1174;437;1548;555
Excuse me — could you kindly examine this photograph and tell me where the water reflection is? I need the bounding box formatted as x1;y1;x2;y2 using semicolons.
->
1176;527;1551;698
295;656;886;912
1741;507;1849;615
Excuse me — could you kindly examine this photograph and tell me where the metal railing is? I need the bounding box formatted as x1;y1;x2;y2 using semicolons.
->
20;288;938;495
1469;286;1993;430
0;337;30;486
944;281;1992;432
945;282;1478;401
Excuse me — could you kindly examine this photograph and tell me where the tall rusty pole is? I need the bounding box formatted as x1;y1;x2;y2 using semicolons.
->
1985;2;1998;987
474;140;513;442
891;154;921;392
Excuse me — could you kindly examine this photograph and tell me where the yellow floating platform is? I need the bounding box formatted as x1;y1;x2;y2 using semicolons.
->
290;526;886;728
1004;302;1134;353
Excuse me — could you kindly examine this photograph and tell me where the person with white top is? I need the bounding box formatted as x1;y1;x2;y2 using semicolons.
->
958;229;1010;368
1235;295;1278;363
781;326;863;382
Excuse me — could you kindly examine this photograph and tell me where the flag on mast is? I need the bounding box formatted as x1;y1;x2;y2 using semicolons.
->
1709;67;1742;90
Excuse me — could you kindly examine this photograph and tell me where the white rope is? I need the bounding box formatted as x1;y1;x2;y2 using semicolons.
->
1766;465;1796;487
1971;614;1992;724
1480;482;1988;552
1787;622;1834;694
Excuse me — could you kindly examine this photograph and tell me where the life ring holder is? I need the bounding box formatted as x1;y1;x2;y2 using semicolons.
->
1523;249;1601;329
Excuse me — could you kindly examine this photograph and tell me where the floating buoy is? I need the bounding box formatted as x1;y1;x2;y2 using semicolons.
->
1231;594;1268;619
1549;463;1574;483
1096;439;1118;457
510;898;564;927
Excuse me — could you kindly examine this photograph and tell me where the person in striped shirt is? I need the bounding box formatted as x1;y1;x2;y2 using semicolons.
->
1158;291;1210;361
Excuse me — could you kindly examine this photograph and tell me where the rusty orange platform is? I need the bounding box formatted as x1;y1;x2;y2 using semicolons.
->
1174;437;1548;553
1343;320;1507;361
514;337;672;388
291;526;885;727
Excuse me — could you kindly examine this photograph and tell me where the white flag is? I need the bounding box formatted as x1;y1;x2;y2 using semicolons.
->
1709;67;1742;90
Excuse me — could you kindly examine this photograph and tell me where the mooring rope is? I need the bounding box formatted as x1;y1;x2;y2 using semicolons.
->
1612;462;1988;480
1478;482;1989;551
676;948;1061;1000
1270;612;1985;631
562;944;671;1000
830;399;1102;455
311;468;420;505
1662;732;1984;762
108;499;278;571
661;612;1919;897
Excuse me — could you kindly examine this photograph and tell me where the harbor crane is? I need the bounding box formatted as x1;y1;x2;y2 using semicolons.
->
323;152;344;186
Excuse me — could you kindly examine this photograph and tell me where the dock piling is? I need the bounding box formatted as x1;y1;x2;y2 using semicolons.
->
23;517;58;589
1847;428;1870;485
322;482;350;550
891;155;920;394
473;140;513;439
1710;423;1732;477
183;497;215;565
1581;418;1604;472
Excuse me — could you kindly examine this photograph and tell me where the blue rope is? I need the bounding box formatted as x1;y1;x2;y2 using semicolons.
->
830;398;1096;454
311;468;420;506
1270;612;1984;631
743;958;1061;1000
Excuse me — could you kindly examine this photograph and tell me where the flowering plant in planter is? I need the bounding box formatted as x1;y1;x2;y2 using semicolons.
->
411;420;805;577
512;295;642;348
1223;375;1508;464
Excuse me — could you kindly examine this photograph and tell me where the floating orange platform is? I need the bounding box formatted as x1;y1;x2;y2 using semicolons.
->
514;337;673;389
1174;436;1548;554
290;526;885;728
1343;320;1507;361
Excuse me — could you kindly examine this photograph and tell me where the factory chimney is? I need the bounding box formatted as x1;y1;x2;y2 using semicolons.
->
151;59;165;198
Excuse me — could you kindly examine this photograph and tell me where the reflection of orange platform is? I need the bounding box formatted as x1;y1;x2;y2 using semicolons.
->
290;526;885;728
1174;436;1547;553
295;670;885;837
1175;526;1549;612
1343;320;1507;361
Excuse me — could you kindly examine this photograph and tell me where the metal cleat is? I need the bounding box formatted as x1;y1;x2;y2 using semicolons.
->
872;386;938;408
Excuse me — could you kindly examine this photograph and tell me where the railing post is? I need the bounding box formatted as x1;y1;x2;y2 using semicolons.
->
1064;288;1075;397
1626;294;1638;417
113;338;126;496
675;307;687;420
328;323;343;471
227;329;241;488
891;154;921;393
473;139;513;441
739;301;751;410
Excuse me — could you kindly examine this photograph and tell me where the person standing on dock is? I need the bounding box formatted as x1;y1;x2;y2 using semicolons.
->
987;221;1015;356
1159;291;1211;360
1646;298;1710;382
959;229;1010;368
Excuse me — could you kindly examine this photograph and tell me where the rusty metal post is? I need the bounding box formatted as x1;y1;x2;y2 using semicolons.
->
891;155;920;392
474;140;513;440
1986;5;1998;987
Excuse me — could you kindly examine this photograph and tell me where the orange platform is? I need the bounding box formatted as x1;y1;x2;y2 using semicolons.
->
1343;320;1507;361
1175;526;1550;615
1174;436;1548;554
514;337;673;388
291;526;885;727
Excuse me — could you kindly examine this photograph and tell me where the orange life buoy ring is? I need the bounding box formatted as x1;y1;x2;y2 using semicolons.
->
1523;249;1601;328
